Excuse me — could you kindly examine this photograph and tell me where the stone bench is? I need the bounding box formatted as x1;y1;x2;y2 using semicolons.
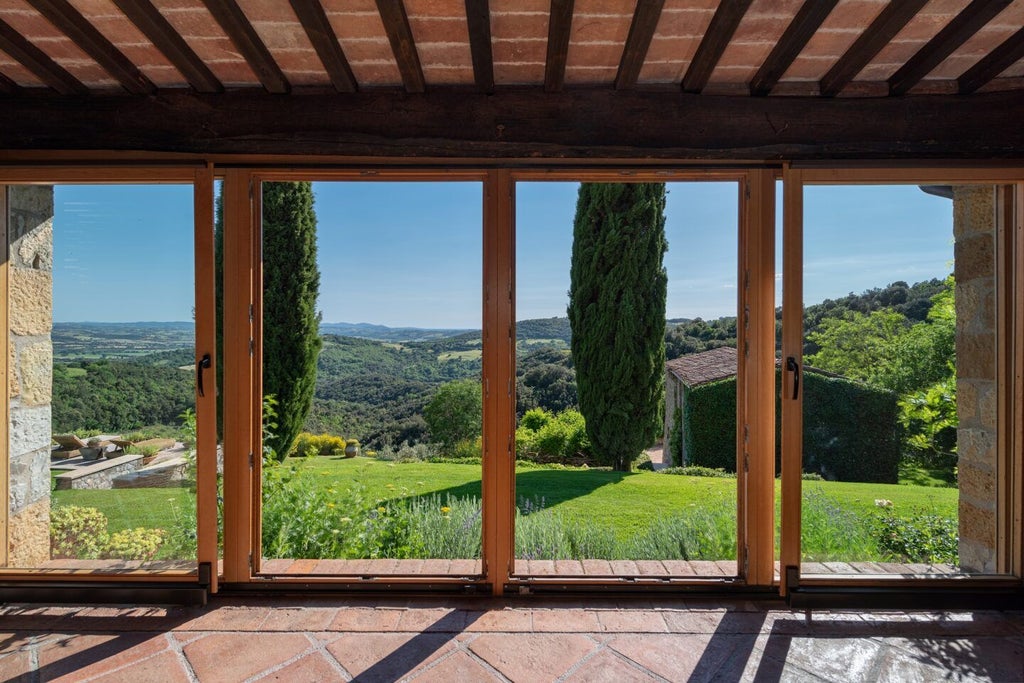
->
53;454;143;490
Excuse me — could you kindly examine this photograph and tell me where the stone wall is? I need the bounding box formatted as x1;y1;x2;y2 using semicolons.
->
6;185;53;567
953;185;998;574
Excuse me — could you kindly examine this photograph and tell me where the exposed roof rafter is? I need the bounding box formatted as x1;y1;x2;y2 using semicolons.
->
289;0;356;92
27;0;156;95
465;0;494;93
112;0;223;94
958;26;1024;94
202;0;290;94
615;0;665;90
819;0;929;97
749;0;838;96
545;0;574;93
375;0;425;93
890;0;1012;96
682;0;753;93
0;17;87;95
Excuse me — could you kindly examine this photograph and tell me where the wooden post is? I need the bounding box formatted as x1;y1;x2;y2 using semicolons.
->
482;170;515;595
221;169;255;584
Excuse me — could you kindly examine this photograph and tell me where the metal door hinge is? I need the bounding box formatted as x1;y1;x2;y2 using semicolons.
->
249;452;254;467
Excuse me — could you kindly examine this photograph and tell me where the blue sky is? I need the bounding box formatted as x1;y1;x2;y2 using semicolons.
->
52;181;955;326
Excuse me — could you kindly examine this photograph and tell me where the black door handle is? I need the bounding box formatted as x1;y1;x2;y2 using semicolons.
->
197;353;212;397
786;356;800;400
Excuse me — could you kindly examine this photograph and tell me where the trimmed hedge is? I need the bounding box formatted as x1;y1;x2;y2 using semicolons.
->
684;369;899;483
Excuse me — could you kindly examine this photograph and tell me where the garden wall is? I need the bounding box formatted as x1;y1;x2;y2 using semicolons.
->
5;185;54;566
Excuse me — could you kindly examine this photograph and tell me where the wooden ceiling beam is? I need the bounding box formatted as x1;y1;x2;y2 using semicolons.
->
3;88;1023;161
112;0;223;94
202;0;290;94
890;0;1012;96
27;0;155;95
545;0;574;93
375;0;425;93
289;0;356;92
465;0;494;93
682;0;753;93
0;18;87;95
749;0;838;96
615;0;664;90
958;27;1024;94
819;0;929;97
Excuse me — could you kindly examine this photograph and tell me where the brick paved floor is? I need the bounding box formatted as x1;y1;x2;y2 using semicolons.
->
0;598;1022;681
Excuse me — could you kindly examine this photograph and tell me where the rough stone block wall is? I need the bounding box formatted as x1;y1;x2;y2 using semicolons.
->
953;185;998;574
7;185;53;567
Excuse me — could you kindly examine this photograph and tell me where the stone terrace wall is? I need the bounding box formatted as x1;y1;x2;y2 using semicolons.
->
953;185;998;574
6;185;53;567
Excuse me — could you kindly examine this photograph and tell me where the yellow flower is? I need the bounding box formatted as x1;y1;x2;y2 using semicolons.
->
326;503;335;508
377;507;386;513
385;483;395;489
339;517;352;523
440;506;451;514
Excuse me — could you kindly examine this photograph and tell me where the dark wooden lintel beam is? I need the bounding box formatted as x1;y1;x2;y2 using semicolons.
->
958;27;1024;94
0;70;20;94
749;0;838;96
289;0;356;93
113;0;223;94
202;0;290;94
376;0;425;93
890;0;1012;96
0;18;87;95
615;0;664;90
2;88;1023;161
819;0;929;97
545;0;574;93
27;0;156;95
682;0;753;93
465;0;494;93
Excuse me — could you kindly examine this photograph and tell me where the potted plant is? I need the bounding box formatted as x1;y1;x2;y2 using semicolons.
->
344;439;360;458
80;438;105;461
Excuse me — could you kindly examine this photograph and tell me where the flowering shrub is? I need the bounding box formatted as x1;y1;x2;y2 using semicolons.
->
105;528;166;561
51;506;109;559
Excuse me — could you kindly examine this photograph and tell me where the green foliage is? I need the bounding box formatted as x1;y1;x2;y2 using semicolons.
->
569;183;667;470
423;379;482;446
899;375;958;462
515;409;590;463
668;402;683;467
262;182;322;460
516;349;577;415
291;432;348;457
50;505;109;560
52;359;194;433
105;528;166;561
50;505;166;561
800;490;876;561
874;504;958;564
658;466;735;478
684;371;899;483
665;318;737;360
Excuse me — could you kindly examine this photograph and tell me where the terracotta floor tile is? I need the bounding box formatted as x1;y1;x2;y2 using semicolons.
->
258;607;337;631
88;650;192;683
396;608;473;633
597;610;669;633
330;607;405;632
531;609;601;632
409;650;503;681
781;636;887;682
37;633;169;683
0;651;33;683
182;632;312;681
257;652;347;682
468;633;597;681
880;636;1024;682
462;608;534;632
325;632;456;679
563;648;659;682
178;605;273;631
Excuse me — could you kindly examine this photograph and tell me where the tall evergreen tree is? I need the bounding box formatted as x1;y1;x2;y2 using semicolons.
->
216;183;321;458
261;182;321;460
568;183;667;471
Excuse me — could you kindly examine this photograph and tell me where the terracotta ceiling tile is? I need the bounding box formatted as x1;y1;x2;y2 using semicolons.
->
929;1;1024;79
151;0;259;86
324;9;387;40
407;16;470;44
493;61;544;84
490;0;549;12
654;6;717;38
338;38;394;63
404;0;464;18
564;64;618;84
0;48;45;86
345;60;402;86
1002;56;1024;77
422;64;475;84
416;41;472;68
573;0;637;14
490;9;548;41
637;59;684;82
492;38;546;65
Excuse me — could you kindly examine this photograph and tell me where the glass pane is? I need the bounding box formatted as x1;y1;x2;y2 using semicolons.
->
799;184;1002;577
513;181;739;578
257;181;483;577
6;184;198;571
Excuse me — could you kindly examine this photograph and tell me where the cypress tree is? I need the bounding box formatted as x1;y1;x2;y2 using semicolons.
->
261;182;321;460
568;183;667;471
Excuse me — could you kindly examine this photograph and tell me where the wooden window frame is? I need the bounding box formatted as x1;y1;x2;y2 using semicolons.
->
780;167;1024;593
0;165;219;586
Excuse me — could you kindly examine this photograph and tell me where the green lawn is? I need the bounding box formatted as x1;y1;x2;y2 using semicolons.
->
53;456;958;541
